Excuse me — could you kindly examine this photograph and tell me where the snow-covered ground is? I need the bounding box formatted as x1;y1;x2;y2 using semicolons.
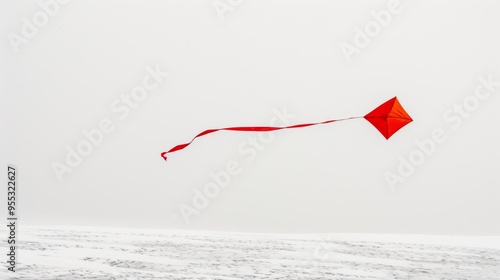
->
1;226;500;279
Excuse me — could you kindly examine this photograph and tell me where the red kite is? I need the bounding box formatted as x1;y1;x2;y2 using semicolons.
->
161;97;412;161
364;97;413;139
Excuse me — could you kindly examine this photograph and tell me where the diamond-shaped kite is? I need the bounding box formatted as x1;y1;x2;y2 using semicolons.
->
161;97;412;161
364;97;413;140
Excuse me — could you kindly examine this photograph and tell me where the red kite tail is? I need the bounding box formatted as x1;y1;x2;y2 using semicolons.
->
161;116;362;161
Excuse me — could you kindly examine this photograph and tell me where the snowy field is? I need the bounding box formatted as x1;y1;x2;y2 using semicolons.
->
1;226;500;279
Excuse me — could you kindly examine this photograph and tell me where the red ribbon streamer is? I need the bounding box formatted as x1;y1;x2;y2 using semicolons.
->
161;117;362;161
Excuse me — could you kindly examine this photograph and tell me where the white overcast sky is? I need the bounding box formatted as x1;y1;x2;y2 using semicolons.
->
1;0;499;235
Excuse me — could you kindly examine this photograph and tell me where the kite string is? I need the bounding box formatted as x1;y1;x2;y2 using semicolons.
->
161;116;363;160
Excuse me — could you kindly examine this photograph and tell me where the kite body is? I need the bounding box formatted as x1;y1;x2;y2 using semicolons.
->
161;97;412;161
364;97;413;139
